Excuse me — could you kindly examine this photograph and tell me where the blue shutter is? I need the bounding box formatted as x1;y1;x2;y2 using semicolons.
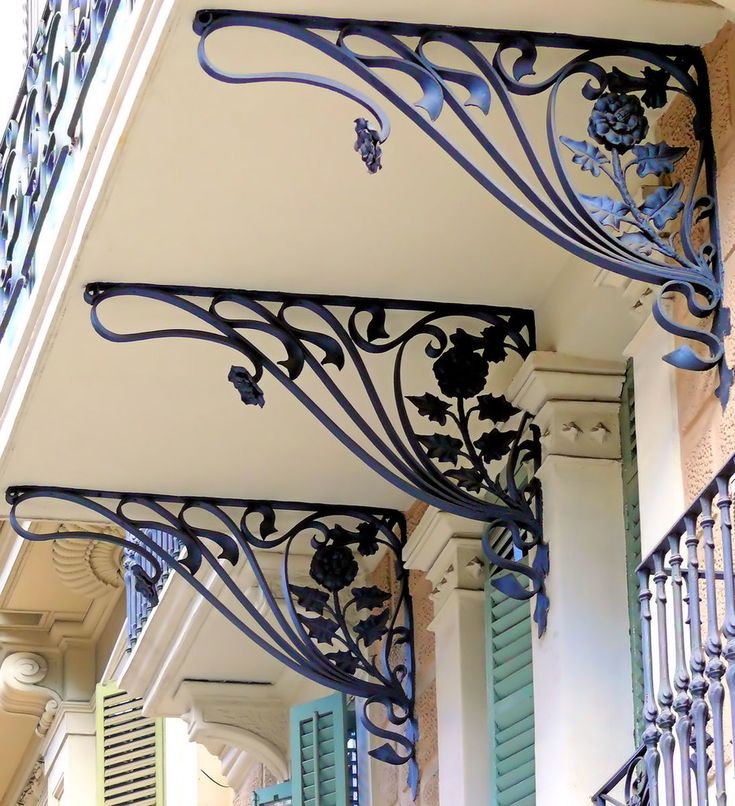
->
289;693;353;806
486;583;536;806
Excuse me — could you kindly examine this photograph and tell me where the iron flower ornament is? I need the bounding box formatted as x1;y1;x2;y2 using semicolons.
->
193;10;731;402
83;282;548;632
6;487;419;793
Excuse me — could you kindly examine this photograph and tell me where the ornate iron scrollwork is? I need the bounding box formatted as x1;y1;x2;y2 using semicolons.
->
0;0;133;342
193;10;731;402
84;282;547;632
6;485;419;792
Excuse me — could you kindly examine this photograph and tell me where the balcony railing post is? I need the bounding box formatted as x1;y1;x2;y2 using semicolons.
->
716;475;735;771
668;532;693;805
701;495;727;802
652;551;676;803
639;565;660;806
684;513;710;804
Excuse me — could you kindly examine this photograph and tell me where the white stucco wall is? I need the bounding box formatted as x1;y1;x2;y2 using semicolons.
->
0;4;25;126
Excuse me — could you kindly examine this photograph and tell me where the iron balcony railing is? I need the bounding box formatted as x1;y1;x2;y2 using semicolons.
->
0;0;136;346
123;529;178;648
594;453;735;805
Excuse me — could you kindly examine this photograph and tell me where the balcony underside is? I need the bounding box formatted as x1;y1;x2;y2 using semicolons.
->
0;0;668;522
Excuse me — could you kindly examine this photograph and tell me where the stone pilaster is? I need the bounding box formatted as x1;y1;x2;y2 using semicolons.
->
508;351;634;806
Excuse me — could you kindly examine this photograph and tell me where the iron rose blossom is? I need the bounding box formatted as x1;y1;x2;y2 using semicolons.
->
433;329;489;399
587;92;649;153
310;544;359;592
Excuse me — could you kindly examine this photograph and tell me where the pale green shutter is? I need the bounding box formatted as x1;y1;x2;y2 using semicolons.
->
486;583;536;806
253;781;293;805
290;693;351;806
619;359;644;742
96;683;164;806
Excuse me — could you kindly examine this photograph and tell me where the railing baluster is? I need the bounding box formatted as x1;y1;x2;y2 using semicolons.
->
653;550;676;803
684;514;710;806
639;565;661;806
716;474;735;778
669;531;692;805
700;495;727;805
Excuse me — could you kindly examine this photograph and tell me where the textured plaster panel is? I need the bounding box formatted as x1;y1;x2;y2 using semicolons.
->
666;23;735;501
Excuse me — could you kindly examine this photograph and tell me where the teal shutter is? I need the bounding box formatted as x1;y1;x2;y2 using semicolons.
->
290;693;352;806
619;359;644;742
486;582;536;806
253;781;293;805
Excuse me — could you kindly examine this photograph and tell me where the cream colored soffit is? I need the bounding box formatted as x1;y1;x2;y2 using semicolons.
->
0;653;60;737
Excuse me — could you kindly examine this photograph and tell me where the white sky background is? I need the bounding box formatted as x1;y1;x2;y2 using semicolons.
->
0;3;27;129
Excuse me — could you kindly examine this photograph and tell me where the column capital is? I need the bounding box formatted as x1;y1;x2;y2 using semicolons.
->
508;351;626;461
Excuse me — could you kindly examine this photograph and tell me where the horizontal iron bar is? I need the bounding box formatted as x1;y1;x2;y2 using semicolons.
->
193;8;700;56
6;485;405;525
85;281;534;319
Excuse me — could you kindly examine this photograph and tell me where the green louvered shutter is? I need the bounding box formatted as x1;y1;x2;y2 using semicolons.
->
487;583;536;806
619;359;644;742
96;683;163;806
253;781;293;805
290;693;352;806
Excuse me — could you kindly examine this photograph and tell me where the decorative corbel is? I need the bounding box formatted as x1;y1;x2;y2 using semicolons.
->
0;653;61;737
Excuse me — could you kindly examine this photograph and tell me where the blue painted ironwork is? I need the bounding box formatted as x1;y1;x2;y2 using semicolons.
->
6;485;419;793
0;0;134;344
83;281;548;633
124;528;180;647
592;744;649;806
192;10;731;402
594;451;735;805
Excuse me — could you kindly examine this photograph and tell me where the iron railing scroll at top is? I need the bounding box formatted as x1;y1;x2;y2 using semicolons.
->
193;10;731;403
83;282;547;634
592;745;649;806
6;487;420;796
0;0;134;346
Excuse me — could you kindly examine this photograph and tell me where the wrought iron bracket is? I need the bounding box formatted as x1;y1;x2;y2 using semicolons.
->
84;282;548;632
6;485;419;793
193;9;732;403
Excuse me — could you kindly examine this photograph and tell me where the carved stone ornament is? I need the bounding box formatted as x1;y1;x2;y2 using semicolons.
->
17;758;45;806
53;523;123;596
0;652;61;737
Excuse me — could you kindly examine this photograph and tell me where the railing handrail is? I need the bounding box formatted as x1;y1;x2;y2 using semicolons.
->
638;452;735;571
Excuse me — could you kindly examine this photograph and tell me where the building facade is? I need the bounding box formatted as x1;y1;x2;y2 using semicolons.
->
2;1;735;804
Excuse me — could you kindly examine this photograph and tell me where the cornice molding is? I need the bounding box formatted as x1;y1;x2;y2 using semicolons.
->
0;653;60;737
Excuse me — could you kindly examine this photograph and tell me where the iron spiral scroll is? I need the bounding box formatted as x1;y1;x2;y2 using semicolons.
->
83;282;548;633
194;9;731;402
6;486;420;793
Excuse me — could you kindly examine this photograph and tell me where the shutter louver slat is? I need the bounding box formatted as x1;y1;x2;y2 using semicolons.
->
96;684;163;806
290;694;351;806
488;576;536;805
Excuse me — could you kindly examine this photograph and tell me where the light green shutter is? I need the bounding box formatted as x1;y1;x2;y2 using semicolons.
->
253;781;293;805
486;583;536;806
290;693;351;806
619;359;644;742
96;683;164;806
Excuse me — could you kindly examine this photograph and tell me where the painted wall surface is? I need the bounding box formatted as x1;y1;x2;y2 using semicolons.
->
670;24;735;499
0;4;25;125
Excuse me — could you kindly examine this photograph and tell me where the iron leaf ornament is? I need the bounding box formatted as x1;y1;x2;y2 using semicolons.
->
83;283;548;632
6;486;419;794
193;10;731;402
